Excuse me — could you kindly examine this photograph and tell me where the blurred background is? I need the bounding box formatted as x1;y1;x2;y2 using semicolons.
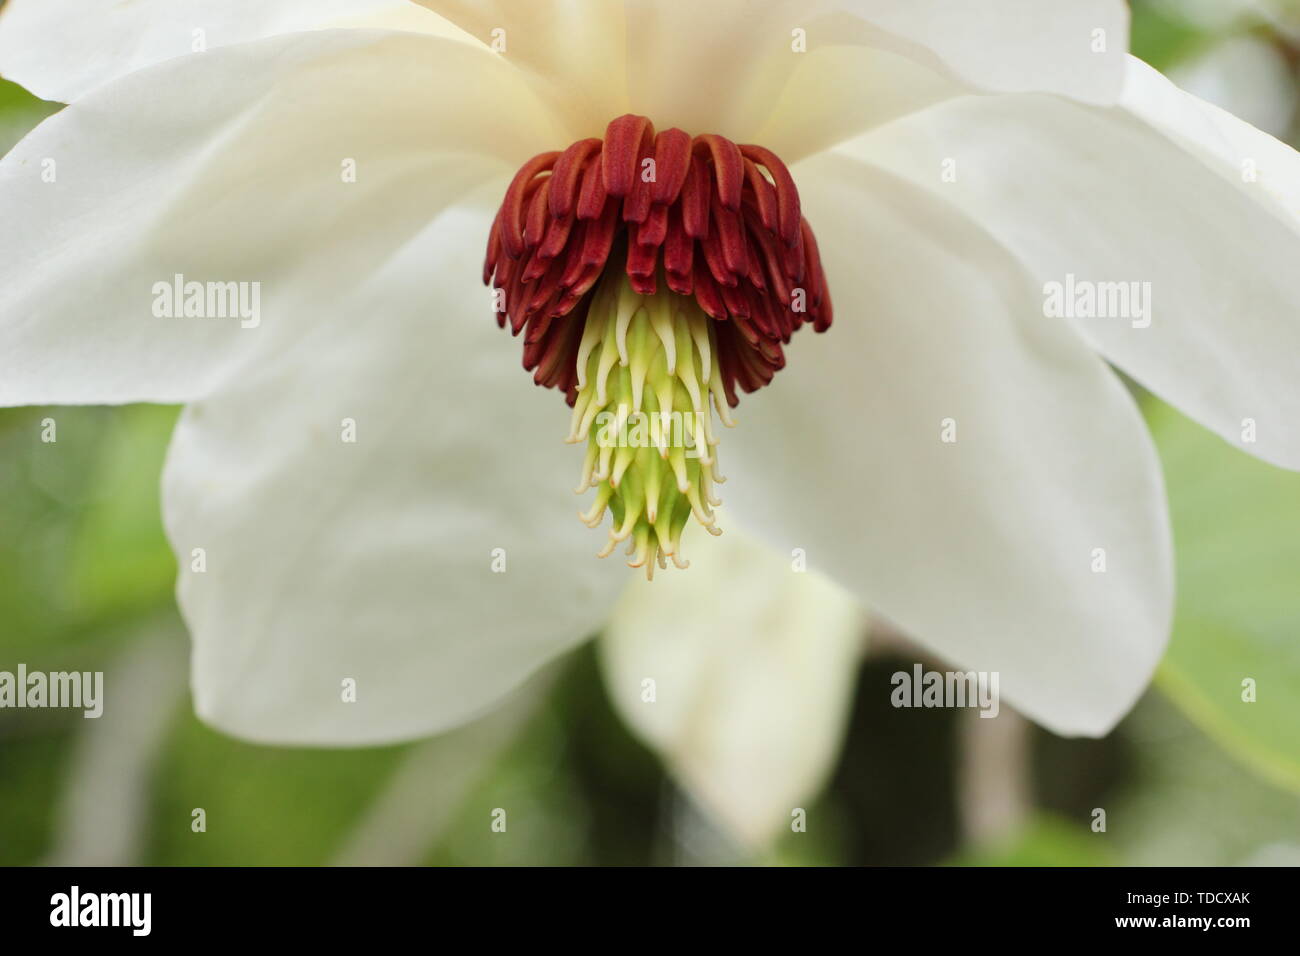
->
1;0;1298;866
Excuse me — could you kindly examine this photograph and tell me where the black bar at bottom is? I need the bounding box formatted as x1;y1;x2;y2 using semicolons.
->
0;865;1280;940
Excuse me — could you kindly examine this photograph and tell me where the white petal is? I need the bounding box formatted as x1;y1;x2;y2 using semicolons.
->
628;0;961;162
598;521;867;848
845;0;1129;104
414;1;1126;163
0;0;461;102
0;28;563;408
164;192;627;745
650;0;1128;155
724;154;1173;737
625;0;1127;159
411;0;631;138
852;57;1300;469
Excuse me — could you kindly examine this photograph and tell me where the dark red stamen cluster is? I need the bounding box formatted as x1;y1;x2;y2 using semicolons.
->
483;115;832;406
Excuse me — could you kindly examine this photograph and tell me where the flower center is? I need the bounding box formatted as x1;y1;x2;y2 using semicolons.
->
484;115;831;576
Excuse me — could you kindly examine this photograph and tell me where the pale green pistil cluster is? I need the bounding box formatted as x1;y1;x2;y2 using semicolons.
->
569;272;734;578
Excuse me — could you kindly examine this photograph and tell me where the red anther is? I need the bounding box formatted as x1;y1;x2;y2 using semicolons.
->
637;203;669;249
537;209;575;261
526;256;564;313
741;144;801;245
580;200;620;269
521;246;548;284
693;134;744;210
745;235;767;292
628;272;657;296
754;335;783;370
541;315;586;396
623;123;658;224
566;262;605;302
485;117;830;405
500;151;559;260
782;225;806;282
748;289;779;340
700;230;736;289
550;138;602;220
483;210;503;285
719;278;750;319
524;311;554;346
732;313;761;348
715;336;741;407
523;178;552;251
575;158;607;221
663;206;694;279
650;128;693;205
559;220;593;288
602;115;654;199
710;195;749;280
626;239;658;280
666;270;693;296
802;218;833;332
691;260;727;320
506;269;529;335
680;154;712;239
741;157;779;234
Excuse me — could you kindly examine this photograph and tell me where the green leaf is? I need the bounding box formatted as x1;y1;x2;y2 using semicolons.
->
147;712;410;866
71;405;179;622
1128;2;1214;72
1146;400;1300;792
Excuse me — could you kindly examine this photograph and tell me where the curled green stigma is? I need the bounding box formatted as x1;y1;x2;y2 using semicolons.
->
569;270;735;578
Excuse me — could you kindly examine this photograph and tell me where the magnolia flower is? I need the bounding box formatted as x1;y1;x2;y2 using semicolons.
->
3;1;1300;847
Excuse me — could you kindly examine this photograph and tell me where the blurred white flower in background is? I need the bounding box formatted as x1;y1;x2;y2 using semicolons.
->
2;0;1300;849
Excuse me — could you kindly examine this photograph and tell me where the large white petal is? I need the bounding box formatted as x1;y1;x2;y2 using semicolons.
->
723;154;1172;738
598;521;867;848
752;0;1131;158
634;0;1130;138
846;0;1129;103
411;0;631;139
413;1;1127;162
163;192;626;745
626;0;960;162
851;57;1300;470
0;28;563;408
0;0;465;102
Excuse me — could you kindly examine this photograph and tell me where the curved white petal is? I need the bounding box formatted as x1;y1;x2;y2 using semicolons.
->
845;0;1129;104
411;0;631;139
852;57;1300;470
0;0;465;102
0;28;564;408
628;0;962;162
164;192;626;745
724;154;1173;738
414;1;1126;162
598;520;867;848
638;0;1130;145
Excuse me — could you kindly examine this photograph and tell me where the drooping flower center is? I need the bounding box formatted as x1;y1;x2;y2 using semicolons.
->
484;115;831;577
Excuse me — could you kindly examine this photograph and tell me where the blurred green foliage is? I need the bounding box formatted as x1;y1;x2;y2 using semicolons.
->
1151;401;1300;790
